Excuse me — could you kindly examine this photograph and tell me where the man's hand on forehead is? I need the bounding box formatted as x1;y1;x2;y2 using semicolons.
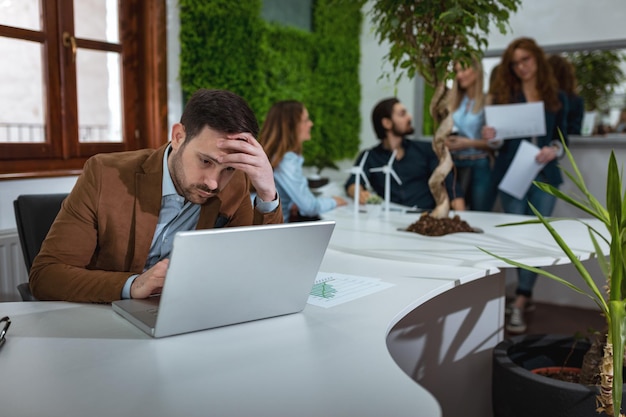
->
217;132;277;202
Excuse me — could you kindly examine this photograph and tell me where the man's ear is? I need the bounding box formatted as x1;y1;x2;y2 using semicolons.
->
171;123;186;150
381;117;393;131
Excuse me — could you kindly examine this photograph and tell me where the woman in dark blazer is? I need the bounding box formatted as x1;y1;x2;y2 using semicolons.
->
483;37;568;334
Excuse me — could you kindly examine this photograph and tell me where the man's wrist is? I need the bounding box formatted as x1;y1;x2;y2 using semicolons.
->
254;192;280;213
122;274;138;299
256;191;278;203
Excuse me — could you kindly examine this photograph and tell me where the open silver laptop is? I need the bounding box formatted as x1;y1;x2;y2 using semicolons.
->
112;220;335;338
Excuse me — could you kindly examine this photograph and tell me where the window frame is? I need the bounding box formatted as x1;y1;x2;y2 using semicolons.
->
0;0;168;180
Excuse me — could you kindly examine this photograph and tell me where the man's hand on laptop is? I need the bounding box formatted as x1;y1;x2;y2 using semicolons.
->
131;259;169;299
217;133;277;202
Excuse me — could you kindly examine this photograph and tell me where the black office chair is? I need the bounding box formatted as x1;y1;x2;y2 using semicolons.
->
13;193;68;301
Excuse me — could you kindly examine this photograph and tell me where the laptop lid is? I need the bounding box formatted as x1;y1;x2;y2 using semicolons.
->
112;220;335;338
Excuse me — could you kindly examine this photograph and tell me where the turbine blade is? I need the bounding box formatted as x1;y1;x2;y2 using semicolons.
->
359;151;370;169
390;168;402;185
360;172;372;190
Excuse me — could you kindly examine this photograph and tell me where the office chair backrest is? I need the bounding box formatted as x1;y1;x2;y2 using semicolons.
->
13;193;68;301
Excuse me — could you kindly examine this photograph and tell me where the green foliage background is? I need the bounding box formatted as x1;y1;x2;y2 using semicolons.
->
566;50;626;112
179;0;363;172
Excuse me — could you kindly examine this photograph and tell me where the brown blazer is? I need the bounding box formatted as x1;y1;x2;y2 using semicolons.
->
30;144;283;303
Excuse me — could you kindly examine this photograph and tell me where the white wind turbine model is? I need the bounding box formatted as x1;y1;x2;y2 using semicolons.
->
369;149;402;214
347;151;371;216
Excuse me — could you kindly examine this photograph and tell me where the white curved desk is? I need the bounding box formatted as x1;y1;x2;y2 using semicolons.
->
0;210;604;417
0;251;491;417
323;208;605;268
322;208;605;417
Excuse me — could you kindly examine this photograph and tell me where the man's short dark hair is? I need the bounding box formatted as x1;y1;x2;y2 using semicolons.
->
371;97;399;140
180;89;259;141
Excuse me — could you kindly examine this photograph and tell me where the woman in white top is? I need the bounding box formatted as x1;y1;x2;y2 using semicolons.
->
259;100;347;222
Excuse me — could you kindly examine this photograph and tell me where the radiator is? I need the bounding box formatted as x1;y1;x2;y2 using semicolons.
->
0;230;28;302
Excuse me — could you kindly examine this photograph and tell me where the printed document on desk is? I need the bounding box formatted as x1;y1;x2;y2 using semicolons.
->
308;272;395;308
498;140;545;199
485;102;546;140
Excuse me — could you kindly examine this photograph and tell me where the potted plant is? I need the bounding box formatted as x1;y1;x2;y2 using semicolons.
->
566;49;625;135
482;139;626;416
566;50;625;114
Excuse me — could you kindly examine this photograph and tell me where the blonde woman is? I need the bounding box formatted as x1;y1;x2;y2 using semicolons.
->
259;100;347;222
445;58;493;211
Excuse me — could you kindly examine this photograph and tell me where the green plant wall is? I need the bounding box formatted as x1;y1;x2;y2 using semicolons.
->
179;0;362;173
178;0;268;114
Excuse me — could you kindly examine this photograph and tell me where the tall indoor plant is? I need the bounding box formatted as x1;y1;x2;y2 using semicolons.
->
366;0;520;218
483;140;626;416
566;49;625;113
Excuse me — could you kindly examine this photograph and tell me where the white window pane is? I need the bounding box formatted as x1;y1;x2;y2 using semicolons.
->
76;49;122;143
75;0;119;42
0;0;40;31
0;37;45;143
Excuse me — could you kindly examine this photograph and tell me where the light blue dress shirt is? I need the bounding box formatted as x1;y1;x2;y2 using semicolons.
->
451;95;486;158
273;151;336;222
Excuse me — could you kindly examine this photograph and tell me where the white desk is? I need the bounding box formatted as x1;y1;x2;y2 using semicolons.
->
322;208;605;417
0;210;604;417
324;208;604;268
0;251;491;417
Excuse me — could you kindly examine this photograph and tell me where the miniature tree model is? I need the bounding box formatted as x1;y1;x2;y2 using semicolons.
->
367;0;520;218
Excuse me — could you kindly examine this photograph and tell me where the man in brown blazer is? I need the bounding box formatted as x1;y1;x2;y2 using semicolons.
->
30;89;283;303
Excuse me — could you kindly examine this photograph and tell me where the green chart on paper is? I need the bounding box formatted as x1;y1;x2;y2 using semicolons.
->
307;273;395;308
310;281;337;299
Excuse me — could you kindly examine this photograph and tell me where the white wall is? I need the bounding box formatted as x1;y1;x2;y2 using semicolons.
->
0;177;77;230
358;1;417;151
485;0;626;52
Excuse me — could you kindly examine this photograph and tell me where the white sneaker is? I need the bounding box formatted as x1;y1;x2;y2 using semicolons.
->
505;300;535;315
506;307;527;333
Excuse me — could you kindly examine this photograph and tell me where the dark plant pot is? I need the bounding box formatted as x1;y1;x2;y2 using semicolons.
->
307;177;329;189
492;334;625;417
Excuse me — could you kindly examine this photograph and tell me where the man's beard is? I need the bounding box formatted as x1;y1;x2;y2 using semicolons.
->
392;123;414;137
170;149;218;204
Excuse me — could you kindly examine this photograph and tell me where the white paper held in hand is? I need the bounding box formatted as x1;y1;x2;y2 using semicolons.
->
498;140;545;200
485;102;546;141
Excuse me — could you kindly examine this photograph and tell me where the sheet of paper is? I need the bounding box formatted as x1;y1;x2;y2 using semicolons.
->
485;102;546;140
581;111;596;136
498;140;545;200
307;272;395;308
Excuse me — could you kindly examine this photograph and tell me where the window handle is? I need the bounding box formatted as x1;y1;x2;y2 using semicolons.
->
62;32;77;63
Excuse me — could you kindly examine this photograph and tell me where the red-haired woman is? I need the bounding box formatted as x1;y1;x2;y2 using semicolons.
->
483;37;568;333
